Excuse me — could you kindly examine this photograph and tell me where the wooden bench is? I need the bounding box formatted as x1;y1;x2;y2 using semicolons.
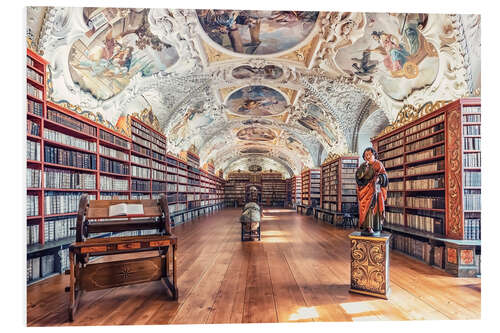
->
66;194;178;321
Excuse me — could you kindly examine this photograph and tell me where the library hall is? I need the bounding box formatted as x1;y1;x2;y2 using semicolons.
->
22;2;489;331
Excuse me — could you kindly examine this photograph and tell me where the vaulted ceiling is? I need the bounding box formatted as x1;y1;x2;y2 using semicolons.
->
26;7;480;177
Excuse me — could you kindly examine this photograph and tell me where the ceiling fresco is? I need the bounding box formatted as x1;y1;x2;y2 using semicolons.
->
196;10;319;55
27;7;480;177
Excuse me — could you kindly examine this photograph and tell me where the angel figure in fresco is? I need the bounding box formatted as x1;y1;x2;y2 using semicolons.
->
355;147;388;236
368;31;410;72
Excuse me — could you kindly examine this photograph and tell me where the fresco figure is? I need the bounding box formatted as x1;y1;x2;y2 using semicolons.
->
369;31;410;72
355;147;388;236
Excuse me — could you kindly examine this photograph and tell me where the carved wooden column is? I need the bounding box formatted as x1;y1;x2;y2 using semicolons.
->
348;232;391;299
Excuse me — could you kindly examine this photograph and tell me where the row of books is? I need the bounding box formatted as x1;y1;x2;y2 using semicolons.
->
131;154;149;167
406;123;444;144
463;106;481;113
464;218;481;240
178;169;188;176
99;145;129;161
463;114;480;123
391;234;435;266
100;157;129;175
384;156;404;168
27;224;40;245
406;132;444;152
387;169;404;178
152;160;165;171
27;168;41;188
131;193;151;200
379;137;404;153
407;213;443;234
406;196;445;209
44;168;96;189
131;125;152;142
132;143;150;156
44;128;96;152
385;210;404;225
378;131;404;147
131;179;150;191
405;114;444;136
27;140;41;161
463;137;480;151
464;171;481;187
45;145;97;170
406;145;444;163
27;254;55;282
463;125;480;136
27;195;39;216
27;55;36;68
131;120;152;137
152;181;166;192
27;67;44;84
463;152;481;167
151;142;166;155
132;134;151;149
379;146;404;160
167;183;177;191
388;181;404;191
386;194;404;206
100;193;129;200
152;169;166;181
405;175;444;190
464;190;481;210
406;160;444;176
99;130;130;149
47;109;97;137
27;119;40;137
131;165;150;178
44;192;96;215
27;83;43;99
44;216;76;242
27;99;43;117
100;175;128;191
178;185;187;192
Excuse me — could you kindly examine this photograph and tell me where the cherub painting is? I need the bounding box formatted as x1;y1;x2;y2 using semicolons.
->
236;127;277;141
69;8;178;101
197;10;318;55
226;86;287;116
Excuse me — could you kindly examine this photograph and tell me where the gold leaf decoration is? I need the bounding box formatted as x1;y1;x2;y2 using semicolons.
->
277;87;297;103
377;100;450;137
131;107;162;133
202;40;238;64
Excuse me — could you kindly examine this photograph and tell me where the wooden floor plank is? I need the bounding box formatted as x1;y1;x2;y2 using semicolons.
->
26;208;481;326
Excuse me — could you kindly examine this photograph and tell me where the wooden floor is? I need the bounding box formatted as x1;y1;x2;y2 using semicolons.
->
27;208;481;326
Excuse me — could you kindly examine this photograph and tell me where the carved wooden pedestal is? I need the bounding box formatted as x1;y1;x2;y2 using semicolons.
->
348;232;391;299
443;240;481;277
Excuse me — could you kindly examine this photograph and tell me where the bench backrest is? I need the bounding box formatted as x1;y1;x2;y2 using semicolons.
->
76;194;171;242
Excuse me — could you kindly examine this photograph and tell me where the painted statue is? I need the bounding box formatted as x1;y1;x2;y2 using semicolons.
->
355;147;388;236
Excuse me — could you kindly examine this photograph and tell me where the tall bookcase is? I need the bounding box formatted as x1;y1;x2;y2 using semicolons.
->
26;50;225;284
261;171;286;207
372;98;481;277
291;175;302;207
301;169;321;207
320;155;359;213
224;171;251;207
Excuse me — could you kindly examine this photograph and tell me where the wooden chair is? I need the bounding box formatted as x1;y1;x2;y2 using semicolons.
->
66;194;178;321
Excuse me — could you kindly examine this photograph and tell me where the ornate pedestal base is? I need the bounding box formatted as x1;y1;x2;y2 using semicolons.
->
443;240;481;277
348;232;391;299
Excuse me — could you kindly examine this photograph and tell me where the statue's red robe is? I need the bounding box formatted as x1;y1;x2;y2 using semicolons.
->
357;160;388;227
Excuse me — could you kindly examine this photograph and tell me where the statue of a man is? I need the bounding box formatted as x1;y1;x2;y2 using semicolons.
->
355;147;389;236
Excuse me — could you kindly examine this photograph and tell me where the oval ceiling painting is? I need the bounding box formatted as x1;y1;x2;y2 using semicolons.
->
227;86;287;116
68;8;179;101
237;127;276;141
197;10;319;55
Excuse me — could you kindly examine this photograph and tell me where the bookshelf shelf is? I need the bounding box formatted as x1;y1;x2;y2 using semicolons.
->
27;112;43;121
27;160;42;165
27;94;44;103
43;162;96;173
372;98;481;277
43;139;96;154
27;215;43;220
45;212;78;218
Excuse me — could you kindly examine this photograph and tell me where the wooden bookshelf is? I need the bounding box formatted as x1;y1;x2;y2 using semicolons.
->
372;98;481;277
26;50;226;284
261;171;286;207
300;169;320;208
316;155;359;223
291;175;302;207
224;171;251;207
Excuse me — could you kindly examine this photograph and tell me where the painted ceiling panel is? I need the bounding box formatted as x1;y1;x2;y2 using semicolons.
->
28;7;480;177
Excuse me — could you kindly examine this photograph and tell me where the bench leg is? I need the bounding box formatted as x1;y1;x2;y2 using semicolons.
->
68;249;80;321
